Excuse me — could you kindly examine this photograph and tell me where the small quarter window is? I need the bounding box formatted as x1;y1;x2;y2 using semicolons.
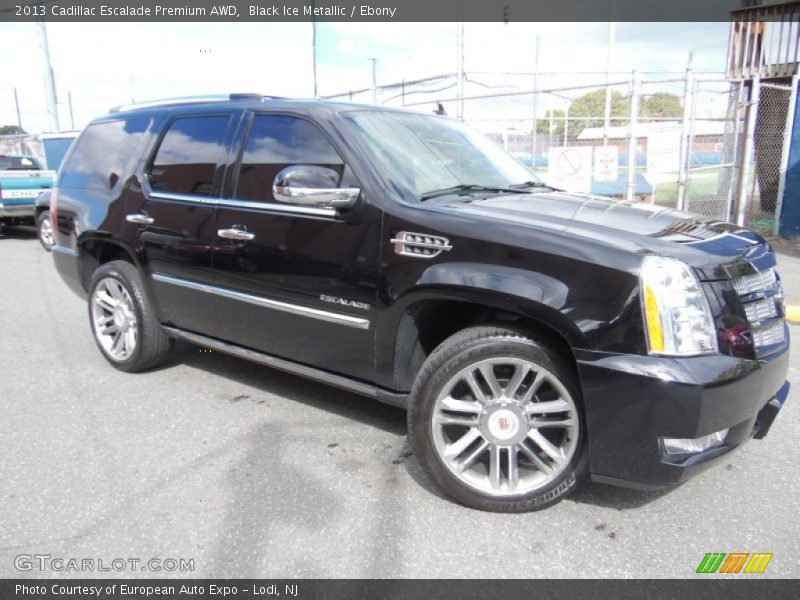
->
235;115;343;202
149;115;231;197
60;118;149;190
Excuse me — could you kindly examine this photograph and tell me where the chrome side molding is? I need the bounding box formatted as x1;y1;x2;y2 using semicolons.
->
151;273;370;330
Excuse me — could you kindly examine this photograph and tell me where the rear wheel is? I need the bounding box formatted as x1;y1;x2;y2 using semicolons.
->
37;210;55;251
409;325;587;512
88;260;172;372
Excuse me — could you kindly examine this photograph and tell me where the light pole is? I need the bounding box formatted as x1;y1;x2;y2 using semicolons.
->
36;21;59;132
312;20;318;97
602;1;617;146
370;58;378;103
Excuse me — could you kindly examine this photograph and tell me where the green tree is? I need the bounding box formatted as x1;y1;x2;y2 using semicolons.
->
640;92;683;120
566;89;630;141
0;125;25;135
536;109;566;141
562;90;683;142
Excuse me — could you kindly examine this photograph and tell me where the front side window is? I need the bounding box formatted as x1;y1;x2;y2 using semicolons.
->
60;118;149;190
149;115;231;197
235;114;343;202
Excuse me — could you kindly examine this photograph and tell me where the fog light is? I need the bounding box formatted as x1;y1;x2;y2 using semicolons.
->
662;428;729;455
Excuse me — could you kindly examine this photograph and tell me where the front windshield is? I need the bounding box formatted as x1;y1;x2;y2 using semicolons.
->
343;111;541;201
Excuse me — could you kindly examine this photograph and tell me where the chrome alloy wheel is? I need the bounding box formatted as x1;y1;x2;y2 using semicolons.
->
90;277;138;361
431;357;579;496
39;216;55;249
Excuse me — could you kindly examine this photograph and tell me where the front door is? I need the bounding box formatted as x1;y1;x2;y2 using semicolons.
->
122;111;240;339
212;112;382;381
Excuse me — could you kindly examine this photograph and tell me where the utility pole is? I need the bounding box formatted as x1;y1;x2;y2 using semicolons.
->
36;21;60;132
736;75;760;227
13;88;22;130
311;6;318;97
626;70;640;202
68;91;75;130
532;34;540;161
676;52;695;211
602;6;616;146
370;58;377;103
457;22;465;119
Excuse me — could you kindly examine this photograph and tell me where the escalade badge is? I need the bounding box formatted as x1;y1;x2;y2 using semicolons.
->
320;295;370;310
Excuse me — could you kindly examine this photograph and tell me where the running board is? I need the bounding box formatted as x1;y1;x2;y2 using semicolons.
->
162;326;409;409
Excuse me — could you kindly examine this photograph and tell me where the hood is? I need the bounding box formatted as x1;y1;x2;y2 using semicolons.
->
436;191;772;280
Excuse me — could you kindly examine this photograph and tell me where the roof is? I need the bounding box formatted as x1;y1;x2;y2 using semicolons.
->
104;93;415;119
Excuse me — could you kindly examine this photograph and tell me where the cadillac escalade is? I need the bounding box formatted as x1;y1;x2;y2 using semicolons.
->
49;94;790;511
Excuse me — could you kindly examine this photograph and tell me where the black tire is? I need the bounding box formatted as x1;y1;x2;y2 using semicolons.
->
36;210;55;251
87;260;172;372
408;325;588;512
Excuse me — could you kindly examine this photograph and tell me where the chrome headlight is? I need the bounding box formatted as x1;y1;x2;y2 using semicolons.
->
640;255;718;356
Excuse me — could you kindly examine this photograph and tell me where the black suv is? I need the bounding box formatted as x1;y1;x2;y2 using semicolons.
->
50;94;790;511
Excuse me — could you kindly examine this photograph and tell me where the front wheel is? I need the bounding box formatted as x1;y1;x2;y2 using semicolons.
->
409;325;587;512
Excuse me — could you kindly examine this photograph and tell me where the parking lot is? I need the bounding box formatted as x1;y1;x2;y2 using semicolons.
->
1;226;799;579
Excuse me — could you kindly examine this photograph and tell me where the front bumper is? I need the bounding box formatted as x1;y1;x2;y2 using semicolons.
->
576;336;790;490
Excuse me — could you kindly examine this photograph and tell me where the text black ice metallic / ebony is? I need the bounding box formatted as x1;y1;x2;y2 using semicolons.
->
49;95;790;511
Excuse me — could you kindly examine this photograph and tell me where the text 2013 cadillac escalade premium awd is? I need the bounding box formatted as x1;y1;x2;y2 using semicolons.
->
50;94;790;511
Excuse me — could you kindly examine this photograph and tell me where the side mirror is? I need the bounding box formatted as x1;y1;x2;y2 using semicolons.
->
272;165;359;209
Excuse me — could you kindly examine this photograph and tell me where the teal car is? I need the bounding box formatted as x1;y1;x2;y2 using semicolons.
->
0;154;55;229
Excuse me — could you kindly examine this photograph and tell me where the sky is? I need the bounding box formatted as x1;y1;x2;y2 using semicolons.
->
0;21;730;134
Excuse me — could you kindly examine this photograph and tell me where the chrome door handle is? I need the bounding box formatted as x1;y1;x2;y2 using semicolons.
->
126;213;154;225
218;228;255;241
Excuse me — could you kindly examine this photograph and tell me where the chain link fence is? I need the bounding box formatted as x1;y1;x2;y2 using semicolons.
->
683;80;743;221
327;71;797;229
751;82;793;218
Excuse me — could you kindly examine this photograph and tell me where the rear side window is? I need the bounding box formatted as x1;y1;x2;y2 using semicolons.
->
235;114;343;202
149;115;231;197
60;118;149;190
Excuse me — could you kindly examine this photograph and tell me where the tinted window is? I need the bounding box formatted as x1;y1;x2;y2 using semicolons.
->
60;118;149;190
235;115;343;202
149;115;230;197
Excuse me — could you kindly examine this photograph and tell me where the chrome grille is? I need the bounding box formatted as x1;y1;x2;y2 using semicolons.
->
744;297;779;322
752;321;786;347
731;265;785;351
732;268;777;295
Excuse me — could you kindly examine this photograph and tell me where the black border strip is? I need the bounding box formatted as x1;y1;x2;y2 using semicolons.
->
0;0;781;23
2;579;800;600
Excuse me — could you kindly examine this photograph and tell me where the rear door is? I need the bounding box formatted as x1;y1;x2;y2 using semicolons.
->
121;111;241;338
211;112;382;381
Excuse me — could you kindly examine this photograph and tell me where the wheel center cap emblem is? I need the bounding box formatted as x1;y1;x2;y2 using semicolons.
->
113;307;127;329
488;409;520;441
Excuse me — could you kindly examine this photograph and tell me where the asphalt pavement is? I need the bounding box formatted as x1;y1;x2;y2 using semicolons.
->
1;226;799;578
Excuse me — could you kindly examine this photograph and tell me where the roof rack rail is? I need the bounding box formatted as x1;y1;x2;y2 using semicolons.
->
109;93;276;114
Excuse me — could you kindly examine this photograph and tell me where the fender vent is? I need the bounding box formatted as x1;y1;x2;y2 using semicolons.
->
390;231;452;259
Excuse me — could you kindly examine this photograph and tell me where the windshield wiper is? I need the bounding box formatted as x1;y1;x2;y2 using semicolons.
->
420;183;529;201
509;180;551;190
